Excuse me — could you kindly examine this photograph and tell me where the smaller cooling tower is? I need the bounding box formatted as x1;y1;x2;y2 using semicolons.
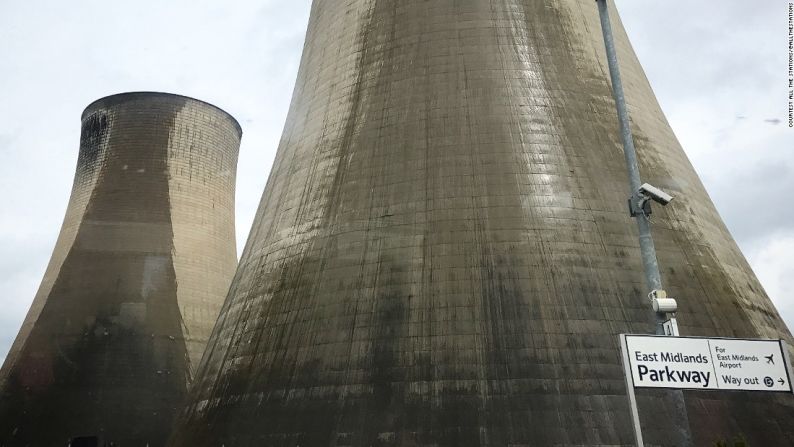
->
0;92;241;446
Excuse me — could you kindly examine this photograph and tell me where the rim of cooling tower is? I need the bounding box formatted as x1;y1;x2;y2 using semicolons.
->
81;91;243;137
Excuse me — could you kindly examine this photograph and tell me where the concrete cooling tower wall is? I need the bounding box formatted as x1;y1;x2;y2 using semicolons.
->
0;92;241;446
168;2;794;446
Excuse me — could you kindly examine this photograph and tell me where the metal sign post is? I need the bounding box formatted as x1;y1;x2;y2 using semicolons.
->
594;0;672;336
620;335;645;447
594;0;693;443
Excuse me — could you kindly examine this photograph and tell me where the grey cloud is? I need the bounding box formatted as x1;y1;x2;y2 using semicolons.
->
615;1;780;108
711;158;794;244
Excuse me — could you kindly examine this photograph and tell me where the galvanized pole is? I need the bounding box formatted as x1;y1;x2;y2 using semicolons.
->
595;0;667;335
594;0;693;445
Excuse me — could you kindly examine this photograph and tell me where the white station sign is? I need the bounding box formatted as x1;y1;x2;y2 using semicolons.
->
622;335;793;392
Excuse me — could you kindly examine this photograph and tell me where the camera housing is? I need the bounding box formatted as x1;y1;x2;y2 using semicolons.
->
652;298;678;313
639;183;674;206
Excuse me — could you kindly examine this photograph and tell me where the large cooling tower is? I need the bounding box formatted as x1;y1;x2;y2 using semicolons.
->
171;2;794;446
0;92;241;446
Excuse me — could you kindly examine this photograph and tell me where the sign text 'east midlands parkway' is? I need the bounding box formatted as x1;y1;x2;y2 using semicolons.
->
621;335;793;392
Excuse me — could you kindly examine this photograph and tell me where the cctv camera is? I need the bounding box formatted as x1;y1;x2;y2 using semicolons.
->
639;183;673;206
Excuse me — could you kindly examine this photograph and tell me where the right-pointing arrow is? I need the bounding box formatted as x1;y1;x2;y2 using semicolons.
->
779;378;786;385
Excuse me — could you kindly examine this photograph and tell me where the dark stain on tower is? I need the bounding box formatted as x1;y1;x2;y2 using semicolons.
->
0;92;241;446
78;112;109;173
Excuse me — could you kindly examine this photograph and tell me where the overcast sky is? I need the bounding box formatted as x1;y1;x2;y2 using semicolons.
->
0;1;791;365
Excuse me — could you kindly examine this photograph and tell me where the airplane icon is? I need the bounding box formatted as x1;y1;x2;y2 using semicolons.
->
765;355;775;365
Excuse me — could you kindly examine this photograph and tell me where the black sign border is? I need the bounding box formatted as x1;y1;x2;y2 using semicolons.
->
623;334;794;394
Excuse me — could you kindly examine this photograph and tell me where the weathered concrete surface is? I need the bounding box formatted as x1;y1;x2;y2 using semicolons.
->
171;2;794;446
0;92;241;446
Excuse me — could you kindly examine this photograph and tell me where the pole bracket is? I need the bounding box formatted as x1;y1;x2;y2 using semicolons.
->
628;193;652;217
